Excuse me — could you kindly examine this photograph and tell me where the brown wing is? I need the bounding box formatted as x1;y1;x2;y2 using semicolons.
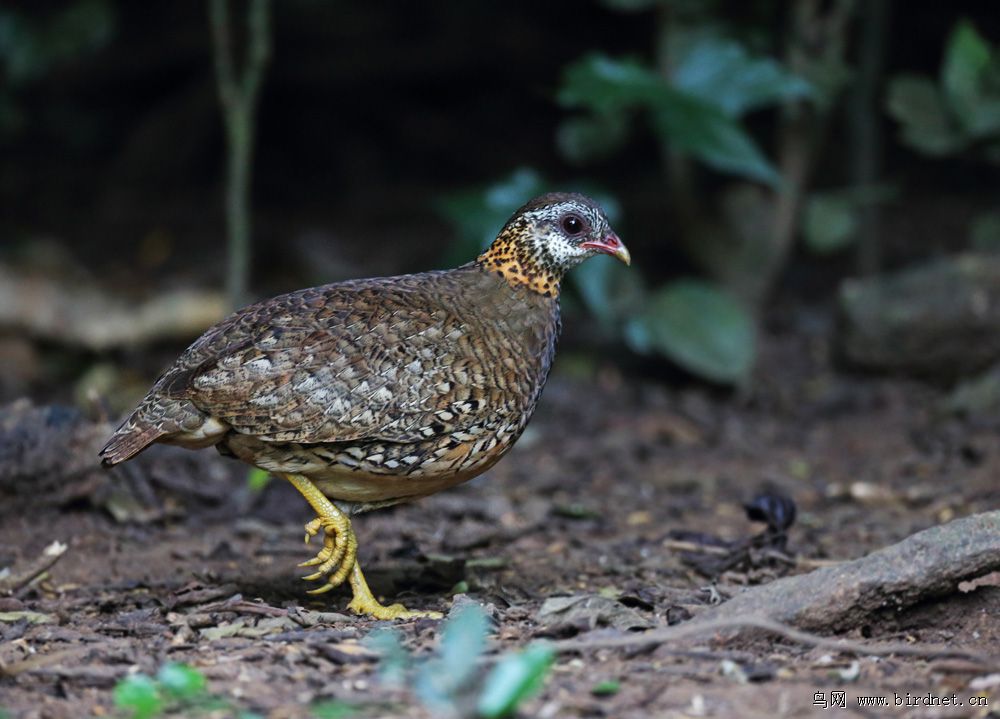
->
155;268;553;445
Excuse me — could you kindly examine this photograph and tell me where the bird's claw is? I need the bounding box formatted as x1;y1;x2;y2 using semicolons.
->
303;517;323;544
299;514;356;593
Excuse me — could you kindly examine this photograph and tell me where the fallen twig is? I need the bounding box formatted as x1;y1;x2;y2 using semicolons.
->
661;538;841;570
0;541;68;595
550;615;999;667
195;596;288;618
0;647;90;677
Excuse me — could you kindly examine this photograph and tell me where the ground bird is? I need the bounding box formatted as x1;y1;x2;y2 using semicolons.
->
100;193;630;619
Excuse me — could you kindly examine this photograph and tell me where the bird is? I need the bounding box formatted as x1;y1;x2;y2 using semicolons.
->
99;192;630;620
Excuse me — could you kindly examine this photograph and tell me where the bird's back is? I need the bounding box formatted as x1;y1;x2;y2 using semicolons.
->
100;263;560;474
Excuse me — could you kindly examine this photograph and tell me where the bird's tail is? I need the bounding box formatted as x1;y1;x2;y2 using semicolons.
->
99;416;166;466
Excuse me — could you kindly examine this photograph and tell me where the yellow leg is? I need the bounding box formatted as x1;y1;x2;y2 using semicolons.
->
347;562;442;620
281;473;442;620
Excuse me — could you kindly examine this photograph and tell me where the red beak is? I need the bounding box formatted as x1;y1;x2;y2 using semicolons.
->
581;232;631;266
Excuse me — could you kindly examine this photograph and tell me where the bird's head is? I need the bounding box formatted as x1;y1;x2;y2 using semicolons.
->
478;192;630;297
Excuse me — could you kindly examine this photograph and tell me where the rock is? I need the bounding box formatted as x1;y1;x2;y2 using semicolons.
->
536;594;654;635
837;254;1000;378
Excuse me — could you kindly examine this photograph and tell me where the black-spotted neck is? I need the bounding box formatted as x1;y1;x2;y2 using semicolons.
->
476;220;562;298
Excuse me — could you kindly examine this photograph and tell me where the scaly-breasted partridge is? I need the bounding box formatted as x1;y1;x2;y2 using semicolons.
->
100;193;630;619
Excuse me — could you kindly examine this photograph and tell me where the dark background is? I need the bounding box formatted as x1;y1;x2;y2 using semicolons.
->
2;1;997;290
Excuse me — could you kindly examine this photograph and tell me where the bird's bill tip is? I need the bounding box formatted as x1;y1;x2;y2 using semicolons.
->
582;233;631;266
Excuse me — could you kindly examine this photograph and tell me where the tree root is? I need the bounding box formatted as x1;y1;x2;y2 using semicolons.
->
553;511;1000;666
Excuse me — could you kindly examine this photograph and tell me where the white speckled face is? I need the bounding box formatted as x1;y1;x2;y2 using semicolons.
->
520;197;613;270
479;192;627;296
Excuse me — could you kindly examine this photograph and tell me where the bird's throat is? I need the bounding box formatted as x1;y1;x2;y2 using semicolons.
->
477;239;561;298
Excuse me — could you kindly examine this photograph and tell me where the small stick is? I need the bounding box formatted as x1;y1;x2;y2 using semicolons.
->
0;541;68;595
195;597;288;617
661;539;842;570
0;647;89;677
550;615;1000;667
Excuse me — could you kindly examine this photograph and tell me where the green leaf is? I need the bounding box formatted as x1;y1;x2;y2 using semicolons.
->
311;700;357;719
246;467;271;492
439;604;489;682
477;643;555;718
803;195;858;254
560;53;782;185
570;255;645;327
886;75;966;156
156;663;206;699
942;19;991;122
673;37;813;117
113;675;163;719
558;55;665;115
889;20;1000;148
415;604;489;709
591;679;621;696
936;19;1000;139
648;90;780;186
560;55;780;185
803;186;898;255
627;280;755;384
364;628;409;687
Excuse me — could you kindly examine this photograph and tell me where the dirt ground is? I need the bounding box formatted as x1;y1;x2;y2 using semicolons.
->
1;326;999;719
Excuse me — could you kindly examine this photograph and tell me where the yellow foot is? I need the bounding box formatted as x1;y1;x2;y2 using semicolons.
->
300;513;357;594
300;516;348;569
282;473;442;620
346;563;443;621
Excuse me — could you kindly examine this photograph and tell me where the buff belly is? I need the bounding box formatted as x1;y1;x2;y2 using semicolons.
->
220;431;508;507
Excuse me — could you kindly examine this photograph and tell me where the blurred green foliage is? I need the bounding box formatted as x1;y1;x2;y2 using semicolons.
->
590;679;621;696
802;185;898;256
0;0;115;134
887;19;1000;159
415;603;488;712
246;466;272;492
625;280;755;384
310;700;358;719
112;661;275;719
557;34;812;186
887;18;1000;251
114;674;163;719
476;644;554;719
366;604;554;718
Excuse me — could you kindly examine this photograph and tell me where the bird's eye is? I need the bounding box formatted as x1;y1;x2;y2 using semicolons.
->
561;215;584;235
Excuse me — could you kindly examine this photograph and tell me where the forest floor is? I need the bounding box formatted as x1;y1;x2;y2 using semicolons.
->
1;326;999;719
